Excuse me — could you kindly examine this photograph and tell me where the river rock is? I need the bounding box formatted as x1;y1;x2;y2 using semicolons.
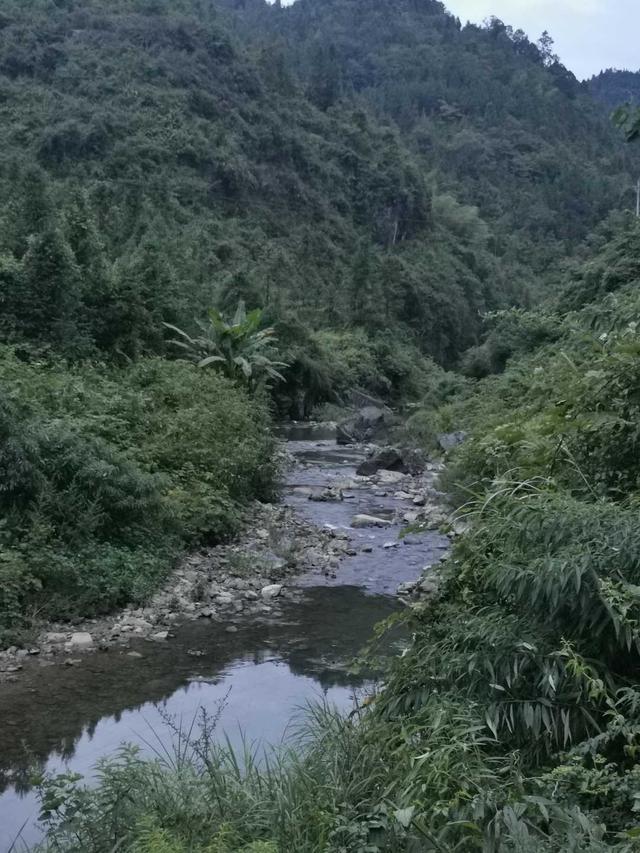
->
397;581;417;596
419;576;441;597
66;632;94;651
351;514;393;528
357;447;426;477
309;488;343;503
377;470;405;485
44;632;68;644
261;584;283;599
336;406;395;446
151;631;169;643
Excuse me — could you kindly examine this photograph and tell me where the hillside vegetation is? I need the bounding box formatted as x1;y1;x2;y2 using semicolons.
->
36;219;640;853
590;69;640;111
3;0;640;847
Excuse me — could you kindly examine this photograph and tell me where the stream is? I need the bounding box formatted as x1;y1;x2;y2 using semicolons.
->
0;427;449;851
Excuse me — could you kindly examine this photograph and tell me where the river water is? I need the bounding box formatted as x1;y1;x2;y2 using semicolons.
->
0;428;448;851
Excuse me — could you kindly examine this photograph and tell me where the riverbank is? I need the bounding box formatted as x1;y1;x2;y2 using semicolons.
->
0;430;453;685
0;426;454;851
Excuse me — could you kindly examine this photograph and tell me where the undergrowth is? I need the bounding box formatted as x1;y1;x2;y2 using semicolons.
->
0;347;275;642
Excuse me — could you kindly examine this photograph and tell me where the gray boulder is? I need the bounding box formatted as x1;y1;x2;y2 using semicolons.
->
337;406;395;446
356;446;427;476
66;632;94;651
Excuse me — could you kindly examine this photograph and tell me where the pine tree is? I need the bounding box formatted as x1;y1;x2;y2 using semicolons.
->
11;167;54;257
21;226;85;352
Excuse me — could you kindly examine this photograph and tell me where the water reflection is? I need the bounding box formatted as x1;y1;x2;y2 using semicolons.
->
0;587;400;851
0;427;446;851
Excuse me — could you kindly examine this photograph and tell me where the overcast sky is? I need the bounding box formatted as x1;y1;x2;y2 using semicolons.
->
443;0;638;80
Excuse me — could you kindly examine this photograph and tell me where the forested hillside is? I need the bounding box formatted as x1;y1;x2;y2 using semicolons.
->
6;0;640;849
0;0;637;378
591;69;640;110
0;0;519;382
221;0;637;267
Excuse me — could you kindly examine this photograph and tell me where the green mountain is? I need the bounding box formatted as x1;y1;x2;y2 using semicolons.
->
0;0;515;378
221;0;638;259
590;68;640;110
0;0;637;381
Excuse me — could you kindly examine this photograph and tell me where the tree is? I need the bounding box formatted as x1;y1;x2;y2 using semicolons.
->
613;104;640;142
537;30;559;66
10;166;54;257
165;301;287;389
21;226;85;352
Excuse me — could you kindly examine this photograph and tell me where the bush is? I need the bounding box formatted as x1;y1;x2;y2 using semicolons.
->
460;307;561;378
0;347;275;639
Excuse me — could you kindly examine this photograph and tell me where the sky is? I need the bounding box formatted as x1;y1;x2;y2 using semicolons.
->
443;0;639;80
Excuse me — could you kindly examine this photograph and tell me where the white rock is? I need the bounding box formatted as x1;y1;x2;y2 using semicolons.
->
66;632;94;651
378;470;405;485
383;541;399;549
261;584;283;599
151;631;169;641
351;514;393;529
44;632;68;644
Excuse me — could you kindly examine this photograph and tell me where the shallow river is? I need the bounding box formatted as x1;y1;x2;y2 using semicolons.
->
0;428;448;851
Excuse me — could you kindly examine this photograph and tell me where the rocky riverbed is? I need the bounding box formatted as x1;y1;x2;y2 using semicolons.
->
0;430;457;682
0;423;459;851
0;431;457;683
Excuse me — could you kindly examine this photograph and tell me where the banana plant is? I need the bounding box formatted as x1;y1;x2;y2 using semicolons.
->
164;301;287;388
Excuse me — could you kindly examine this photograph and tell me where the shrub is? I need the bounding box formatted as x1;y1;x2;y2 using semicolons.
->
0;347;275;638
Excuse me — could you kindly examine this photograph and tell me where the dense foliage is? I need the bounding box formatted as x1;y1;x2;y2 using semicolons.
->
221;0;638;265
4;0;640;847
0;0;524;384
36;222;640;852
0;350;274;641
590;69;640;111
